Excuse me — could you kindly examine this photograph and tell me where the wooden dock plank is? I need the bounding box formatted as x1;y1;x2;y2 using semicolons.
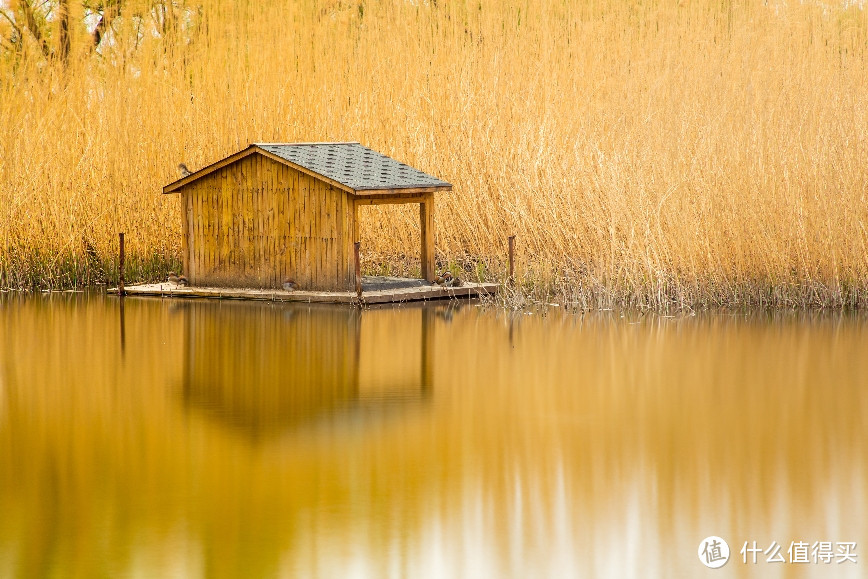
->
110;281;499;305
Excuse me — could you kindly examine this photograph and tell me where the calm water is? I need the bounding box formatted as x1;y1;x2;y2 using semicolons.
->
0;294;865;578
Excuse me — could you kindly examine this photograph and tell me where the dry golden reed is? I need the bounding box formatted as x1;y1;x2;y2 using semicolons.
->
1;0;867;308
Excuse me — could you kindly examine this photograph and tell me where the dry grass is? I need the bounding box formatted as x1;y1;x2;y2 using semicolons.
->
1;0;867;308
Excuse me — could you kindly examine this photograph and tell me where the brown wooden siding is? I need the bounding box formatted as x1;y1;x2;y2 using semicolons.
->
178;153;356;290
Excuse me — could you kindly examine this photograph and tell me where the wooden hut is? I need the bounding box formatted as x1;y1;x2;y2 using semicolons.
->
162;142;452;291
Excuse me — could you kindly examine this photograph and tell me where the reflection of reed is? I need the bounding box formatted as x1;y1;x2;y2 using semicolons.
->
405;310;868;575
0;298;866;577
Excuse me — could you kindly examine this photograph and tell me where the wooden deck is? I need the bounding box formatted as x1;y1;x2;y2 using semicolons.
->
109;277;498;304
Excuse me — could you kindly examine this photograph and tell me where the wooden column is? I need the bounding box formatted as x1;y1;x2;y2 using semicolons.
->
352;198;360;242
351;199;360;291
118;232;125;296
420;193;435;282
354;241;362;298
508;235;515;285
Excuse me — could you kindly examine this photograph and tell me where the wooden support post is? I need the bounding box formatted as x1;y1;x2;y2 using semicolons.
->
508;235;515;286
420;193;435;282
354;241;362;299
118;232;126;296
352;199;360;243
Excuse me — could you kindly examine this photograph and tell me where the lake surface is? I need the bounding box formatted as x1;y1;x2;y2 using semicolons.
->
0;294;865;578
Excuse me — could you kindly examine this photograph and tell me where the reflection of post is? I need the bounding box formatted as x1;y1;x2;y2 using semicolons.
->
421;307;433;394
119;294;126;354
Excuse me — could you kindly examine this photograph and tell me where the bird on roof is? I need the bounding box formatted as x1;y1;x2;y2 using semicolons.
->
177;275;188;287
167;271;179;284
283;279;299;291
178;163;192;178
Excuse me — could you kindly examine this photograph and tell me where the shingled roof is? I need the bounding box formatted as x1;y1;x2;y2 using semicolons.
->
163;142;452;194
257;143;450;191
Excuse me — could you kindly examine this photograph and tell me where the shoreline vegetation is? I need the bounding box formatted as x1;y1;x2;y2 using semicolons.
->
1;0;866;309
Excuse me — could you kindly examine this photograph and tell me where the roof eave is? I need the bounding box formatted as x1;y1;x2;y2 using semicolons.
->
163;145;259;194
162;144;453;195
352;185;452;196
252;141;360;146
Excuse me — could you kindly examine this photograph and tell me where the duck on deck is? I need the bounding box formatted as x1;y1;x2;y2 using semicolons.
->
114;142;498;304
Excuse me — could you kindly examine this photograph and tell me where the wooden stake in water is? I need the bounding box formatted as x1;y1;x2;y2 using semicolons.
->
354;241;362;299
118;232;126;297
508;235;516;286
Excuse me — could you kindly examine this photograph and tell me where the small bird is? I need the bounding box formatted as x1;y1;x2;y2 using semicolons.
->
177;275;188;287
283;279;299;291
436;271;464;287
167;271;180;284
178;163;192;178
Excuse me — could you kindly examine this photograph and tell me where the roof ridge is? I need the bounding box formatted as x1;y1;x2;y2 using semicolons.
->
253;142;361;146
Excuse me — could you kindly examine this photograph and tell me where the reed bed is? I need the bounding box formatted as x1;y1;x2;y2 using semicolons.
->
1;0;866;308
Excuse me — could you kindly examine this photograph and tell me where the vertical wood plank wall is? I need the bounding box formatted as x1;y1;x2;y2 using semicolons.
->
180;154;355;290
180;192;190;277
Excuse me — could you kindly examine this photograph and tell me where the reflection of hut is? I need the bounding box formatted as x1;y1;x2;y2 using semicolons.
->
180;301;436;438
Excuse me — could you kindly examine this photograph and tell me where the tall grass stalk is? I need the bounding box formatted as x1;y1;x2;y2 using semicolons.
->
1;0;866;308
